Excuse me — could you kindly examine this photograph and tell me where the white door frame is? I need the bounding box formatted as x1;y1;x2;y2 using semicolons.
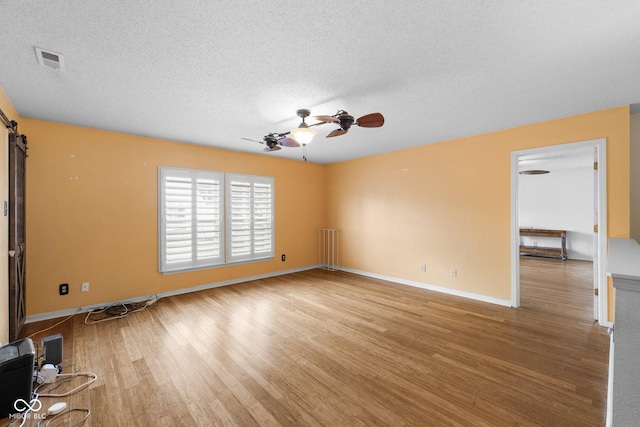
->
510;138;610;327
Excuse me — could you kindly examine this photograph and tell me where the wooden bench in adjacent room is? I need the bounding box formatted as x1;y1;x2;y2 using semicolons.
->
519;228;567;260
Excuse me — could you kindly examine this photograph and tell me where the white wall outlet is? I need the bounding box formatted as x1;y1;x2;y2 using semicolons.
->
451;268;457;277
420;264;427;272
81;282;89;292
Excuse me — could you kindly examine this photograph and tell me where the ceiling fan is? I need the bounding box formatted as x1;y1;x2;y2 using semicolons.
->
313;110;385;138
241;108;384;159
240;133;300;152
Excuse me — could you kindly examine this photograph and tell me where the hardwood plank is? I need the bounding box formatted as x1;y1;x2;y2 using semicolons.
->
9;258;608;426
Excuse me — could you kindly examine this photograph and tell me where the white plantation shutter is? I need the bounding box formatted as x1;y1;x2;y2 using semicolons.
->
159;168;223;272
226;174;274;263
159;168;274;273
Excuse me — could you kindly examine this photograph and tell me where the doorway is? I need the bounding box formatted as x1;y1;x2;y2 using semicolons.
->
0;128;8;344
510;138;609;326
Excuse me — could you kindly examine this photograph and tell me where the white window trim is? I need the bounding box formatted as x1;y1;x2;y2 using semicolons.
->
158;167;274;273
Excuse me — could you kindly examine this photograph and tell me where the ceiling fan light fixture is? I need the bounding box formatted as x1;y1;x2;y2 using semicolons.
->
519;169;550;175
290;108;316;145
242;108;384;157
290;126;316;145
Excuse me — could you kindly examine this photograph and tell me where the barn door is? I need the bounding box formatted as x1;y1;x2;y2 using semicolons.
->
8;132;26;342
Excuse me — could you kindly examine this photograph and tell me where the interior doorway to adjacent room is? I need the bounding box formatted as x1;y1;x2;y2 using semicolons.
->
511;138;608;326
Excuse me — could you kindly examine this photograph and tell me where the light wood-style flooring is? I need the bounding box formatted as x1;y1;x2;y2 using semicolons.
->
12;257;609;426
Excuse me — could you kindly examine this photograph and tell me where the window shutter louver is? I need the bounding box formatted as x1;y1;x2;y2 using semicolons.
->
253;182;273;254
195;177;222;262
226;175;274;263
159;168;224;272
164;176;193;265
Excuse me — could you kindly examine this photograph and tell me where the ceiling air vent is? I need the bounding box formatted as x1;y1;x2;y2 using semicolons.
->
34;47;65;71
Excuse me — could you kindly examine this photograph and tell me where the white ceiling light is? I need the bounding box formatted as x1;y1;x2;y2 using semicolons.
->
289;109;317;145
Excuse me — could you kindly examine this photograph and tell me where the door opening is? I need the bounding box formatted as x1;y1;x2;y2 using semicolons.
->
511;138;609;326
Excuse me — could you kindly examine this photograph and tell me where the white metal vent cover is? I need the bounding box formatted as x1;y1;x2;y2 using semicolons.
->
34;47;65;71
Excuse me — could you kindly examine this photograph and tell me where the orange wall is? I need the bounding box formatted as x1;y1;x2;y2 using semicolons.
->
326;106;630;303
22;118;326;315
6;81;631;318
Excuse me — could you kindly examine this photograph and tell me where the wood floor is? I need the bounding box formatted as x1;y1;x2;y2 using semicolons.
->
12;257;609;426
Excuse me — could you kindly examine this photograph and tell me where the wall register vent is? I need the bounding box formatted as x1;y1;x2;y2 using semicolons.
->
34;47;65;71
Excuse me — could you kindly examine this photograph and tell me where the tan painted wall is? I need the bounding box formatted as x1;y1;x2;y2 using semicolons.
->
326;106;630;308
3;77;631;321
22;118;326;315
0;87;19;344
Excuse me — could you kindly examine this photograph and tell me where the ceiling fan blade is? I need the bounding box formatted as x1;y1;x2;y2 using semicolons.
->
326;129;348;138
356;113;384;128
241;137;263;144
313;115;340;123
279;137;300;147
264;146;282;152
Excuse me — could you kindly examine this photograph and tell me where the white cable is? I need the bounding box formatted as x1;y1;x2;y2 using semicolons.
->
34;372;98;397
84;294;160;324
26;313;75;339
84;303;129;324
37;408;90;427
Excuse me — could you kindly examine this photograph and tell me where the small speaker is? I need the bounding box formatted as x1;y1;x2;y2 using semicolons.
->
41;333;63;366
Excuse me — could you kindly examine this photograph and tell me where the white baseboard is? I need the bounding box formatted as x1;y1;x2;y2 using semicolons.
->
27;264;513;323
26;265;322;323
339;267;513;307
567;255;595;262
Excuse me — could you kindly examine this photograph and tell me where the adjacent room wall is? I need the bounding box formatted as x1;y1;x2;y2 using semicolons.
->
325;106;630;304
519;167;594;260
22;118;326;316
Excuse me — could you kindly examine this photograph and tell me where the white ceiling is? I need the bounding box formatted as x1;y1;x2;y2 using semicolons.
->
1;1;640;164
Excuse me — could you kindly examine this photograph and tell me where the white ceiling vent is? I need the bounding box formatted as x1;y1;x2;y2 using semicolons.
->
35;47;65;71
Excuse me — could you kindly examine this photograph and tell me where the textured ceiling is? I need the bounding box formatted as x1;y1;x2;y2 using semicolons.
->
1;1;640;164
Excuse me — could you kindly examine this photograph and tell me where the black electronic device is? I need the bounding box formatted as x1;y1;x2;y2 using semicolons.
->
0;338;35;419
42;333;63;366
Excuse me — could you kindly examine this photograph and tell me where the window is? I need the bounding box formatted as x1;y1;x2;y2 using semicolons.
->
226;174;275;263
158;168;274;273
158;168;224;272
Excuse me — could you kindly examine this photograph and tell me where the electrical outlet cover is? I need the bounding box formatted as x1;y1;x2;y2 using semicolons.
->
59;283;69;295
